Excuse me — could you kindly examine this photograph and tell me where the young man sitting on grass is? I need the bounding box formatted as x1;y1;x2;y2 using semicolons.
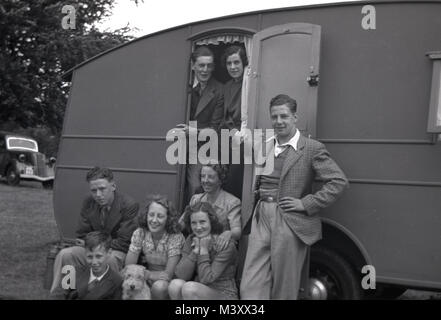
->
49;231;123;300
50;167;138;292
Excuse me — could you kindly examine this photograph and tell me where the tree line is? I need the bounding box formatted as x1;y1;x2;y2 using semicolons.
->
0;0;139;156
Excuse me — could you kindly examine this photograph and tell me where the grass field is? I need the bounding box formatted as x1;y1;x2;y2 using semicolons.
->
0;179;440;300
0;181;59;299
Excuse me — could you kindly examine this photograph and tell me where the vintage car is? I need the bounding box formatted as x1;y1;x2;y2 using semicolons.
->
0;131;56;188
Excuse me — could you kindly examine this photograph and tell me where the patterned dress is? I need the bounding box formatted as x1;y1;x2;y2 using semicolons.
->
129;228;185;272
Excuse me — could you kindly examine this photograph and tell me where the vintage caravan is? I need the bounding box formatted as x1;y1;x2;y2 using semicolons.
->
54;0;441;299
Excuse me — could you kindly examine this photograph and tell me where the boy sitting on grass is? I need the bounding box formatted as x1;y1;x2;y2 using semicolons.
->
49;231;122;300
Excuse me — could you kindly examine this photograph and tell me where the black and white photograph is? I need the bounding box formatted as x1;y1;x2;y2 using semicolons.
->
1;0;441;307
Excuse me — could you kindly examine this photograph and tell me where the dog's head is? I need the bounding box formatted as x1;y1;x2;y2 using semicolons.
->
121;264;149;292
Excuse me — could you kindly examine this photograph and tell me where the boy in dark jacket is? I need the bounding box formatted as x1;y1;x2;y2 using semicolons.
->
50;231;122;300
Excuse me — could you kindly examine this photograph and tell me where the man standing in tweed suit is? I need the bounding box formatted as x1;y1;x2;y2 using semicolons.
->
240;94;348;299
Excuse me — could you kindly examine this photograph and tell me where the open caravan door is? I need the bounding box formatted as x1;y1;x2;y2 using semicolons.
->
239;23;321;299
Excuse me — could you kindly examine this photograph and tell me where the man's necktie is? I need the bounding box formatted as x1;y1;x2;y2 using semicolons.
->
87;279;99;292
196;83;202;96
100;206;107;228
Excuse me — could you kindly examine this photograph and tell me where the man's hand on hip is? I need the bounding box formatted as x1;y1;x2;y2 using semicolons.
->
279;197;305;213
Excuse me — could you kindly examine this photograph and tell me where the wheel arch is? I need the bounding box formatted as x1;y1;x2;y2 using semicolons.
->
313;218;372;274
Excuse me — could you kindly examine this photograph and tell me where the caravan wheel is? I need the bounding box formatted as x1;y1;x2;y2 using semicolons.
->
309;246;363;300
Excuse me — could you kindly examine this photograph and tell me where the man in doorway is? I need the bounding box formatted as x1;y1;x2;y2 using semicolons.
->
240;94;348;299
177;46;224;200
50;166;138;292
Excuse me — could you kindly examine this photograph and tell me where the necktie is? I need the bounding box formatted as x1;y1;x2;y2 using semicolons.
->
88;279;99;292
190;83;201;120
194;83;201;97
100;206;107;228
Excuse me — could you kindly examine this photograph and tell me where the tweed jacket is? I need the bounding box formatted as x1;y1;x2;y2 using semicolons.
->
76;191;139;253
191;77;224;131
244;134;348;245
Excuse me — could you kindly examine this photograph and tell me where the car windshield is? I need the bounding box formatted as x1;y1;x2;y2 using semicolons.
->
6;137;38;152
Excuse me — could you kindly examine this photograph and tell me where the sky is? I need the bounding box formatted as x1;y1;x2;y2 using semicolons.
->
97;0;360;37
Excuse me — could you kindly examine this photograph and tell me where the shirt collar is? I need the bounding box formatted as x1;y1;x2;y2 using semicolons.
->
146;230;169;244
270;129;300;156
89;265;109;283
193;78;209;89
100;194;115;212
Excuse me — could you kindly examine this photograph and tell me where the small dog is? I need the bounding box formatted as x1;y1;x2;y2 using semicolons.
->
121;264;151;300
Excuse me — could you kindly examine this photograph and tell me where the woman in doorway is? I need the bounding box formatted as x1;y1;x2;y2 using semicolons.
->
169;202;239;300
125;194;185;299
221;45;248;199
222;45;248;130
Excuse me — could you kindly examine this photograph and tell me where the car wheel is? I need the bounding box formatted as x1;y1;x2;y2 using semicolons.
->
308;246;363;300
42;180;53;189
6;167;20;186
